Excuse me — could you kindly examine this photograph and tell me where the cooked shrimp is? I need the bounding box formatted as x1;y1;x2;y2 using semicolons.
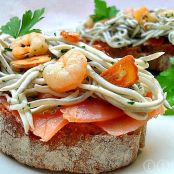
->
11;32;48;59
43;49;87;93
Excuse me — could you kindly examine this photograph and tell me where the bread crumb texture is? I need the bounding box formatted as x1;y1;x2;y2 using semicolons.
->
0;112;146;174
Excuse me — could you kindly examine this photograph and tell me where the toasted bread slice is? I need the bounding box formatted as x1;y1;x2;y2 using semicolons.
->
92;39;174;72
0;109;146;174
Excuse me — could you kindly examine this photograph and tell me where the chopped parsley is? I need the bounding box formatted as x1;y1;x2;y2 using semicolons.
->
127;101;135;105
61;49;68;54
51;55;58;59
81;45;86;49
91;0;119;22
27;103;31;108
5;67;8;71
17;96;20;101
137;83;142;89
4;48;12;52
1;8;45;38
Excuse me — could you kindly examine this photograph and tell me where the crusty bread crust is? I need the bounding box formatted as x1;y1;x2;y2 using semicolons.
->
0;110;146;174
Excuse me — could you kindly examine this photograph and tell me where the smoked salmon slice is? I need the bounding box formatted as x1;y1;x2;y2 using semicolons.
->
61;98;125;122
94;114;146;136
0;95;165;142
94;105;165;136
32;108;68;142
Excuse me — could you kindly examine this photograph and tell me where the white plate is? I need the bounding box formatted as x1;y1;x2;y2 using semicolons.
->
0;1;174;174
1;116;174;174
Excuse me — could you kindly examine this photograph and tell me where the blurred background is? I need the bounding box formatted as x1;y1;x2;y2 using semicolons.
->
1;0;174;32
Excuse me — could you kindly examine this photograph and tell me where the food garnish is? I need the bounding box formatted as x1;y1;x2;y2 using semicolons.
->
4;48;12;52
101;55;138;87
11;55;51;69
157;58;174;115
91;0;119;22
1;8;45;38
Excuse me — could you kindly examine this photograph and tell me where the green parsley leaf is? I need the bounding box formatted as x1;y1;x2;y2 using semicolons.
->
91;0;119;22
1;8;45;38
108;6;118;18
1;17;20;38
157;57;174;115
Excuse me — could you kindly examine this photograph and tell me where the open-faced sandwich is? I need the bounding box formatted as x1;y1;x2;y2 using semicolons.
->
78;0;174;72
0;7;170;174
